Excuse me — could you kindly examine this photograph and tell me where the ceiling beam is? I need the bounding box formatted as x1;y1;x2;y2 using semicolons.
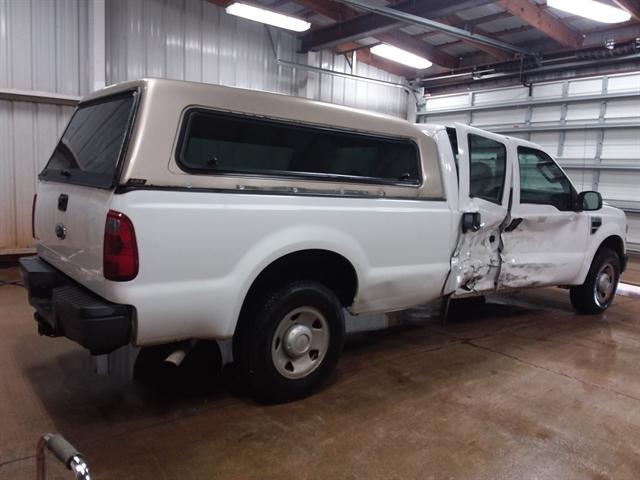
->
375;31;459;69
206;0;233;7
437;15;512;60
336;42;415;77
496;0;583;49
292;0;458;69
299;0;495;52
291;0;359;21
434;24;532;52
334;0;527;54
612;0;640;22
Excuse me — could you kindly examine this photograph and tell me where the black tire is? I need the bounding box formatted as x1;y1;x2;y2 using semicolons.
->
233;281;345;404
570;247;620;314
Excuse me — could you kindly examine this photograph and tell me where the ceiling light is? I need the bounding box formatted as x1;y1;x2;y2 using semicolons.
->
547;0;631;24
370;44;432;70
225;2;311;32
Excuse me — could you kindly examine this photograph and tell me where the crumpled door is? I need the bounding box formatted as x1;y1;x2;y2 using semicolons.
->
444;123;513;296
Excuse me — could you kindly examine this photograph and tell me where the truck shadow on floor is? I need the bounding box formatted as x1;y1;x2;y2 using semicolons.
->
19;291;581;436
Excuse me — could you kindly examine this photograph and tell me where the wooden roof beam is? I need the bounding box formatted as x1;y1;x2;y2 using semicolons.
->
438;15;512;60
293;0;458;70
497;0;583;48
336;42;416;77
298;0;495;51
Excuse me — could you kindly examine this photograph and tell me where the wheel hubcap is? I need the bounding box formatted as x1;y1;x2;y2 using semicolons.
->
594;262;616;307
272;307;329;380
284;324;312;358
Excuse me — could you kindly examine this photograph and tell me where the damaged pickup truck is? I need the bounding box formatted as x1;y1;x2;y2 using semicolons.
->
20;79;628;403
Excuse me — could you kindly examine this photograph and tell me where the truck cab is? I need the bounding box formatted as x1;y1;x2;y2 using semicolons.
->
423;123;627;304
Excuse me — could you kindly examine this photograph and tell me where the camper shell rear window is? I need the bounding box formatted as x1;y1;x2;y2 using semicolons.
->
40;90;139;189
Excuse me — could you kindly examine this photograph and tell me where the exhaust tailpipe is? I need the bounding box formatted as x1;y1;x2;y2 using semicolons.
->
163;340;196;368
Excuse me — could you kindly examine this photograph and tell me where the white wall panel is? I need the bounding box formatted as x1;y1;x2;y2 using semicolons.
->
474;86;528;105
567;169;597;192
601;129;640;161
472;108;527;126
532;82;563;99
0;0;89;252
529;132;560;153
604;99;640;123
627;214;640;248
424;93;469;111
105;0;408;118
0;101;74;250
0;0;90;95
565;102;600;122
562;131;599;159
607;73;640;93
423;113;470;125
599;172;640;203
568;78;603;96
531;105;562;124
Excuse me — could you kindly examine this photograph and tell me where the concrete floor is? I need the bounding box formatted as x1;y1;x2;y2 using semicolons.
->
2;266;640;479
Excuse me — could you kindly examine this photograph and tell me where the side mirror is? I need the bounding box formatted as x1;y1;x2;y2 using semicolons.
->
462;212;481;233
577;191;602;211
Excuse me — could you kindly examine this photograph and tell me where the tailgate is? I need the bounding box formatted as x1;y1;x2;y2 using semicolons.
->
35;182;112;286
34;89;138;289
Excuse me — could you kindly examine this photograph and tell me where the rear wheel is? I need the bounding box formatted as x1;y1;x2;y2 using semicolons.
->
233;281;344;404
570;247;620;314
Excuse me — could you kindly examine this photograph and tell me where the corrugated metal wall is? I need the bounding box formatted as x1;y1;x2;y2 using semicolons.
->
0;0;89;252
105;0;408;118
1;0;409;253
418;72;640;251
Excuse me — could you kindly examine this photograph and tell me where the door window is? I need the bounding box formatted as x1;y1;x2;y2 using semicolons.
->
518;147;575;211
468;134;506;204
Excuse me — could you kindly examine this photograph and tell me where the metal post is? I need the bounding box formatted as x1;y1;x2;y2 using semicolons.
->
36;434;91;480
593;76;609;191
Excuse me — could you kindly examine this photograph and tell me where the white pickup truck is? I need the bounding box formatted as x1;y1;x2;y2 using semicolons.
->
20;79;627;403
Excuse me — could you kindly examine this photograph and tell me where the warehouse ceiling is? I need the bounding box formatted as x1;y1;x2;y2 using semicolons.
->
211;0;640;93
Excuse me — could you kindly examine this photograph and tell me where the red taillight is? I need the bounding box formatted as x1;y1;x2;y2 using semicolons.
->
31;194;37;239
103;210;139;281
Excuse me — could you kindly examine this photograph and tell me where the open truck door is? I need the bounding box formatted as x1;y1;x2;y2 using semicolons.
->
445;123;513;295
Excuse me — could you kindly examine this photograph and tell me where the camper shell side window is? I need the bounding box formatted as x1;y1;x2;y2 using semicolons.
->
175;109;422;187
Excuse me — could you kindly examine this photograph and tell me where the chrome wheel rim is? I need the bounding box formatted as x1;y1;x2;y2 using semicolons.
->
272;307;329;380
593;262;616;308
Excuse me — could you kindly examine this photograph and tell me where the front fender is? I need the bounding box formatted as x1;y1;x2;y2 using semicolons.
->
574;216;626;285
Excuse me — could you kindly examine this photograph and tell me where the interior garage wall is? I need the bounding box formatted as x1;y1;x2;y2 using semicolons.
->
418;72;640;251
105;0;409;118
0;0;409;253
0;0;90;253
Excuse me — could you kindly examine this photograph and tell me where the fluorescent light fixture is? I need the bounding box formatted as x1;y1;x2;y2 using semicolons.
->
370;43;432;70
225;2;311;32
547;0;631;24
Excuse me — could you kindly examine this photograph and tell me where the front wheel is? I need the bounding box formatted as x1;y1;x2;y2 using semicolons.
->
570;247;621;314
233;281;345;404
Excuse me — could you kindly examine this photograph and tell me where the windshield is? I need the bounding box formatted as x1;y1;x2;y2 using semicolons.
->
41;90;137;188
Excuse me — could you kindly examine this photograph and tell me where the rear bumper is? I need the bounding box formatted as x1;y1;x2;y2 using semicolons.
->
19;256;132;354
